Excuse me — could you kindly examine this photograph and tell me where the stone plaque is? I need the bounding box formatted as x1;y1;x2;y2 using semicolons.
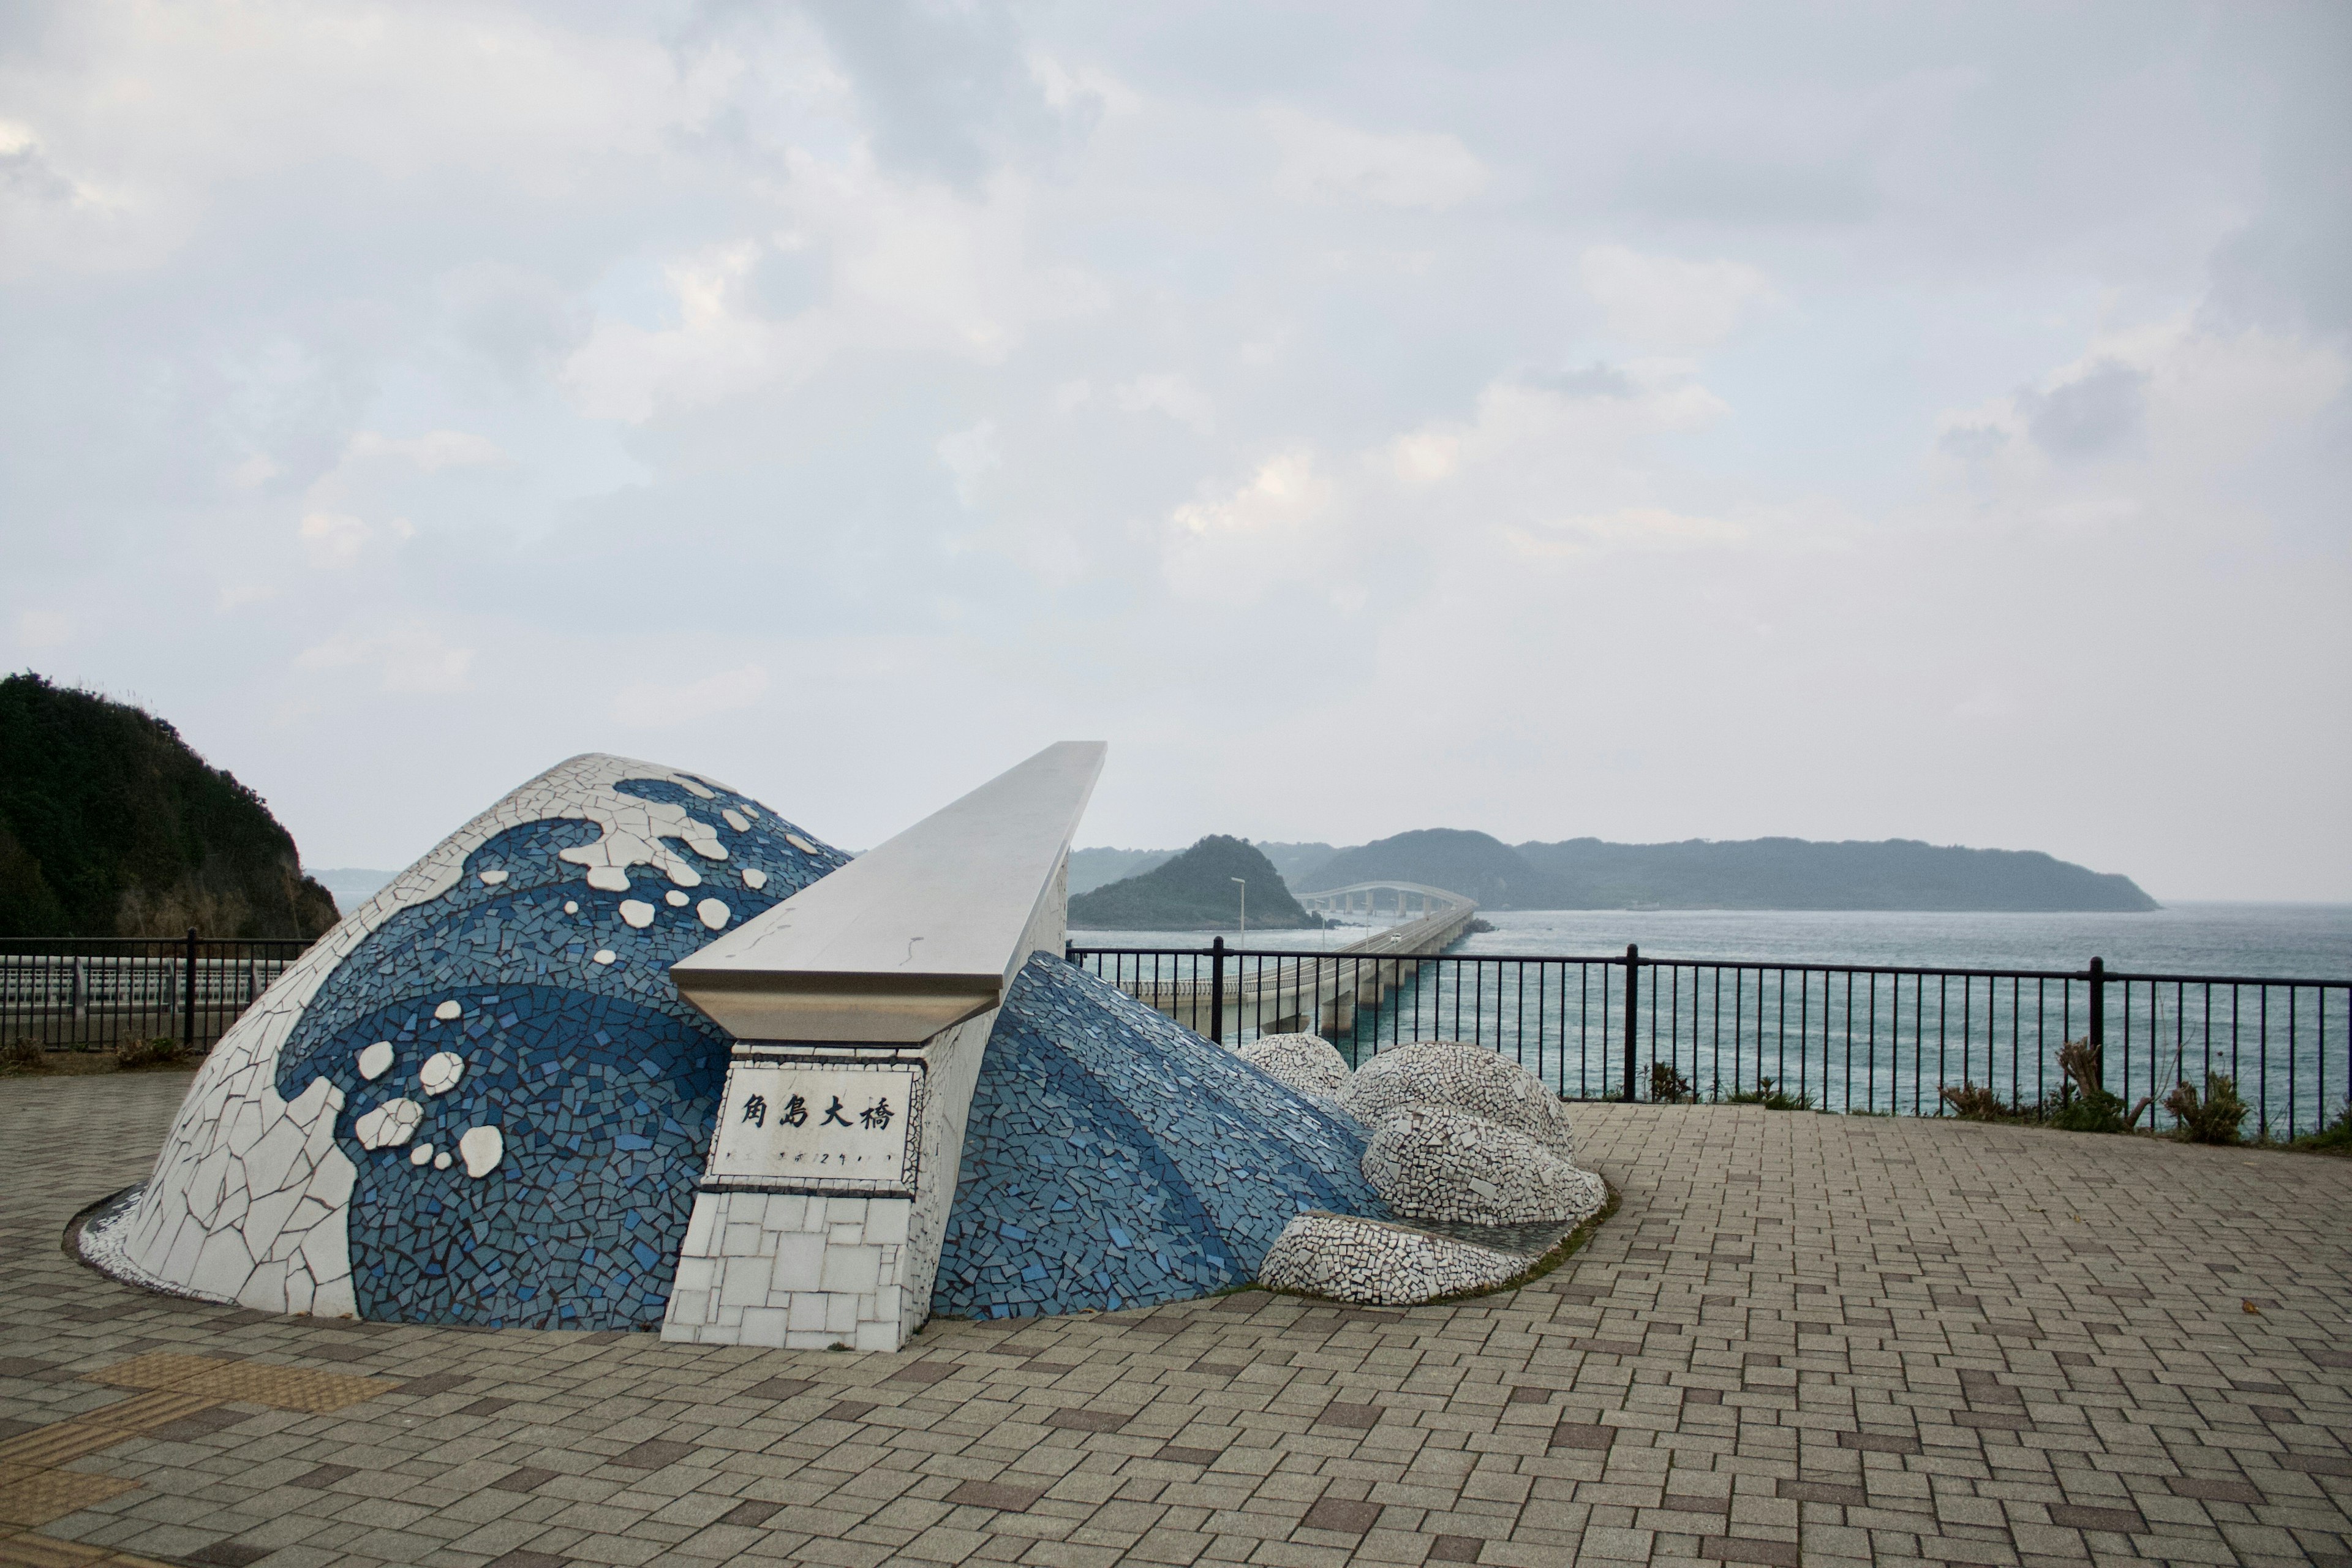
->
704;1058;923;1196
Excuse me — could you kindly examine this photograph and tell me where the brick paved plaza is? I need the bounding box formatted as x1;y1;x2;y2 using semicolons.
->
3;1072;2347;1568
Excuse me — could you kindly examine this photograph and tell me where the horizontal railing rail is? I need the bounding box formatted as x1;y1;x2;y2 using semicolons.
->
1;932;314;1053
1066;943;2351;1142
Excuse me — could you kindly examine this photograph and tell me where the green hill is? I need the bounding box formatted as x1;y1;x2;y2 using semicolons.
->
1512;836;2159;912
1068;835;1315;930
1290;824;2157;912
1302;828;1562;908
0;674;341;940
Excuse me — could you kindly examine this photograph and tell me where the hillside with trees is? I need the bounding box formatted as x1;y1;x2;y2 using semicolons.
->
1068;835;1316;929
0;674;340;939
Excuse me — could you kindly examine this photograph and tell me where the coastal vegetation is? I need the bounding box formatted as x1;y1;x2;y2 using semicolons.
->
0;673;338;940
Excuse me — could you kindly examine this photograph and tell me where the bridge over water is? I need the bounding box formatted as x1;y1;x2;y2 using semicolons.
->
1076;880;1480;1043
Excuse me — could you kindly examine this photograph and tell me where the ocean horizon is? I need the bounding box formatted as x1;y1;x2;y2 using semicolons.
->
1072;900;2352;981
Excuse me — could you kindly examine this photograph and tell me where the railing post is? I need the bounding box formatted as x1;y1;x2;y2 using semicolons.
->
2087;955;2105;1087
1210;937;1226;1046
1623;943;1640;1102
183;927;198;1054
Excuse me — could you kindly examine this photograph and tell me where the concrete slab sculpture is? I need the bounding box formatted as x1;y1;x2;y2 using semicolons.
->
81;743;1605;1344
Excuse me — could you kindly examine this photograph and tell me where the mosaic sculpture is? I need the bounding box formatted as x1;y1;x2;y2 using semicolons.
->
79;747;1605;1330
81;755;849;1327
1235;1031;1352;1101
936;959;1385;1319
1257;1038;1608;1304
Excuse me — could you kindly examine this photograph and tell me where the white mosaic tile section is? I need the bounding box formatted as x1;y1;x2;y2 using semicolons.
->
80;752;750;1317
1360;1102;1607;1227
661;1191;914;1352
418;1052;464;1096
1253;1038;1608;1305
1339;1040;1581;1162
1234;1033;1352;1099
1259;1211;1526;1306
458;1125;503;1178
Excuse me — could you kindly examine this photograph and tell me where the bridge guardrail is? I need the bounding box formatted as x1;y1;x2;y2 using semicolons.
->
1;932;312;1053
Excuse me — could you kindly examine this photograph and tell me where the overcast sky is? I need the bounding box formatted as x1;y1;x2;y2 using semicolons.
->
4;2;2346;899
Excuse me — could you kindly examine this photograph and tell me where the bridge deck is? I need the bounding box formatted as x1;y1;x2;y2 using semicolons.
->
1085;892;1479;1042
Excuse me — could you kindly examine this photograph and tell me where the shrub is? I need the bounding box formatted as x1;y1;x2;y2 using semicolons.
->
2288;1101;2352;1155
1727;1076;1813;1112
116;1036;185;1069
2046;1038;2152;1134
2163;1073;2248;1145
2;1038;47;1073
1939;1081;2011;1121
1648;1061;1694;1103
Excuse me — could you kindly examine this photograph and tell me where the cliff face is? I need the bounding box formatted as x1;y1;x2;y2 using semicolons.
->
0;674;340;940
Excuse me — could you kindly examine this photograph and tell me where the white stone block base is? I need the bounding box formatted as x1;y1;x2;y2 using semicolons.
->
662;1190;911;1351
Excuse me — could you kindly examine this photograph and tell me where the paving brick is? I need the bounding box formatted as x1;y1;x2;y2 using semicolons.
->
5;1079;2348;1568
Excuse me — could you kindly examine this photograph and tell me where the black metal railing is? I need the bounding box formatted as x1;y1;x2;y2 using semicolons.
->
1;931;313;1054
1067;940;2352;1141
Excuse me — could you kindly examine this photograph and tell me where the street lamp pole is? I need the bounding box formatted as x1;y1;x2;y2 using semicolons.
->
1231;877;1246;940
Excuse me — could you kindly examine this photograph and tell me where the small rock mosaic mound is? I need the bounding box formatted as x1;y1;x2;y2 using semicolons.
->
1360;1104;1607;1227
1259;1211;1528;1305
1235;1033;1352;1100
1340;1040;1580;1162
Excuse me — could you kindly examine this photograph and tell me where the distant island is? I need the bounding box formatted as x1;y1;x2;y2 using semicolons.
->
1071;827;2157;914
0;673;340;939
1067;836;1316;930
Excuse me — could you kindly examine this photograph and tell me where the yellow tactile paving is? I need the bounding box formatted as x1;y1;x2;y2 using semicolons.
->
0;1470;143;1531
85;1352;396;1414
0;1392;211;1471
0;1349;396;1545
0;1526;177;1567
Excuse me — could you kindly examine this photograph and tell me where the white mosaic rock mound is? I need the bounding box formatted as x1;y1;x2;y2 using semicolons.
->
1259;1212;1526;1306
1340;1041;1580;1162
1361;1104;1607;1227
1235;1033;1352;1101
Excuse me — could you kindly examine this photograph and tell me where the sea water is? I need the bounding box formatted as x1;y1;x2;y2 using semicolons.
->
1068;905;2351;1132
1077;904;2352;978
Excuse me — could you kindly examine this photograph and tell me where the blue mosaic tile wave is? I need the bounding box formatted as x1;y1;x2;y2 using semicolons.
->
276;777;849;1329
935;956;1386;1321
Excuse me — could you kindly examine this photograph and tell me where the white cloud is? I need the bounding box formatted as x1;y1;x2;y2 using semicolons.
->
1265;107;1490;209
1;4;2345;896
937;420;1002;506
1504;506;1749;557
345;430;507;471
298;511;372;567
1931;320;2349;525
611;665;770;729
1113;373;1214;432
225;454;281;490
1580;244;1777;349
1163;451;1335;600
564;164;1108;424
295;623;475;694
16;609;72;649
